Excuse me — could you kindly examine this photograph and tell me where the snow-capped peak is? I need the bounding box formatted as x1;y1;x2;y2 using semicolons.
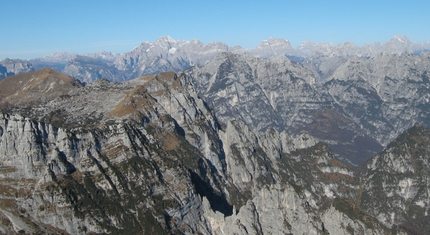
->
390;35;412;44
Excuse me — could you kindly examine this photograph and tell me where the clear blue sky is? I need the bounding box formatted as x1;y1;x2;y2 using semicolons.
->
1;0;429;59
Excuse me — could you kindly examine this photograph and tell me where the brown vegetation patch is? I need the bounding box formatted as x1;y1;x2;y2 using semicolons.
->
157;131;181;151
0;166;17;174
310;108;352;131
328;158;350;169
103;140;130;159
155;72;182;91
157;72;178;82
110;85;155;117
323;172;355;184
0;68;82;106
0;199;17;210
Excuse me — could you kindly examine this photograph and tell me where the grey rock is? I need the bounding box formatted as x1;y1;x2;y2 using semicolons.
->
185;52;383;166
62;55;127;83
358;125;430;234
326;53;430;146
0;58;34;80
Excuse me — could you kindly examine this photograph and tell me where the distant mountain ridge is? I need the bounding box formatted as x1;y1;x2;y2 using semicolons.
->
1;35;430;82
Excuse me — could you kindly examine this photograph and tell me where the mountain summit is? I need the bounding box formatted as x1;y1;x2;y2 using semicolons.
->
0;67;83;107
2;35;430;82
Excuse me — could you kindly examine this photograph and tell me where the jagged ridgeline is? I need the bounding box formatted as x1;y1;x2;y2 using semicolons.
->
2;35;430;83
3;37;430;167
0;67;429;234
185;52;430;168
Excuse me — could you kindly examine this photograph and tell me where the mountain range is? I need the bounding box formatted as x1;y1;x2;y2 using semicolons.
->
2;35;430;83
0;35;430;234
0;67;429;234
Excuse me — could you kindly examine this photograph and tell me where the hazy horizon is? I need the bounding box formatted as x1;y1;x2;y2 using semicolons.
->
1;0;429;59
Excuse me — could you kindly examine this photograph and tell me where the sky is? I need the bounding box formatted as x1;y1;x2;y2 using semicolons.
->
1;0;430;59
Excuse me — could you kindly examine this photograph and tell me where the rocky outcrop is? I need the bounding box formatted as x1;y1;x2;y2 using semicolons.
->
358;125;430;234
0;69;415;234
0;111;391;234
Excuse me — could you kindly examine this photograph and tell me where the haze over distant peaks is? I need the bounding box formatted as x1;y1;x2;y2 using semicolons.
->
1;35;430;83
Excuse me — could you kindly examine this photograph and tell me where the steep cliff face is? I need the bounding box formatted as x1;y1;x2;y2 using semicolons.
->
358;125;430;234
0;114;391;235
0;70;228;234
0;112;215;234
0;58;34;80
326;53;430;146
185;53;384;166
0;69;409;234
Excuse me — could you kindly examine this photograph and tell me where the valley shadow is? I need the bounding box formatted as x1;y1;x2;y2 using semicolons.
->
189;170;233;216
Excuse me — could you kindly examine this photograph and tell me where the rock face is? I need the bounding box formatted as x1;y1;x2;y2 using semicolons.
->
3;37;425;167
0;69;427;234
62;55;127;84
325;53;430;146
184;51;430;167
113;36;232;80
358;125;430;234
0;58;34;80
184;53;361;166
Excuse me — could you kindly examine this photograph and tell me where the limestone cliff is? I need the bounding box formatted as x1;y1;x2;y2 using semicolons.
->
0;69;424;234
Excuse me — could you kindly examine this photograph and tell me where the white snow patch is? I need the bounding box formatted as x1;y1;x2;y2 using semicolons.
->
145;45;154;52
319;166;353;177
168;47;177;54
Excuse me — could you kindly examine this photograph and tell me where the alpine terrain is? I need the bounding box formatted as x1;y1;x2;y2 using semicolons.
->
0;36;430;234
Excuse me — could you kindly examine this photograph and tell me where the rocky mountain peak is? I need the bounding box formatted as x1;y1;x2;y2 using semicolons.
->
3;35;430;84
390;34;413;45
36;52;78;63
156;35;176;44
265;37;292;48
155;36;175;49
380;35;414;55
83;51;119;63
0;68;83;107
249;37;293;57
